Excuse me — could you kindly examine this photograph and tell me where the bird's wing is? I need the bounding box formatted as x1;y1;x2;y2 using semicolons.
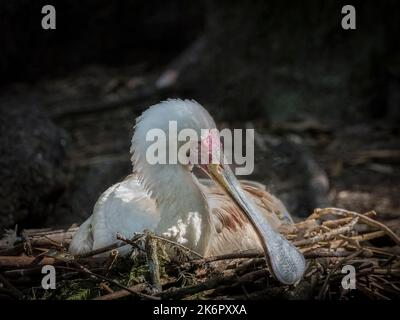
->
69;175;159;256
240;182;294;225
199;178;292;256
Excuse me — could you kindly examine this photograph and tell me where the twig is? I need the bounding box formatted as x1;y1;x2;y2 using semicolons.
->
304;248;361;259
144;232;162;293
146;234;203;259
322;217;353;228
294;218;359;247
21;227;78;248
94;283;147;300
0;287;22;300
157;272;236;299
194;251;263;264
350;230;386;242
312;208;400;247
99;282;114;294
235;258;266;276
116;233;144;251
75;241;127;259
57;262;159;300
0;256;56;268
0;273;24;299
0;244;25;256
317;250;364;300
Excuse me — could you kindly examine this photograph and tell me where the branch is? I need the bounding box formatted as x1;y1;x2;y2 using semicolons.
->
145;233;162;293
311;208;400;247
294;217;359;247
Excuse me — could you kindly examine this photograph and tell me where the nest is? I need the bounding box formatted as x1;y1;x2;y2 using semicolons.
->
0;208;399;300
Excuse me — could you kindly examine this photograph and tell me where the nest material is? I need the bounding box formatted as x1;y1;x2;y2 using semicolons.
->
0;208;399;300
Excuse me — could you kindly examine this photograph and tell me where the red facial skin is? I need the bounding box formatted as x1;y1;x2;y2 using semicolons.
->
190;129;222;167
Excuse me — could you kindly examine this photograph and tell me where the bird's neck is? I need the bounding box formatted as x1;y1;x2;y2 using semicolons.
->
138;163;212;255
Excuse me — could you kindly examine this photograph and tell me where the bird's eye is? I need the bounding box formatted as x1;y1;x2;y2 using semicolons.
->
186;149;190;157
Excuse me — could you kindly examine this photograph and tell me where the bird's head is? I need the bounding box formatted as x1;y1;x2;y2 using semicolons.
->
131;99;216;165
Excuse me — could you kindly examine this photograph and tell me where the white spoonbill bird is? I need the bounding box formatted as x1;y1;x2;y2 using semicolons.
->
69;99;305;284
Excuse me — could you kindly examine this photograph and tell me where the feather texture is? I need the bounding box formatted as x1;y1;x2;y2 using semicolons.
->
69;99;292;258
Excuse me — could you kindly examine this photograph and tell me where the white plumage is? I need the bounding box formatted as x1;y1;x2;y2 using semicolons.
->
69;99;293;258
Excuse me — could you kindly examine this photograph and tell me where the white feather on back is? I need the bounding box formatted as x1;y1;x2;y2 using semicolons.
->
69;175;159;256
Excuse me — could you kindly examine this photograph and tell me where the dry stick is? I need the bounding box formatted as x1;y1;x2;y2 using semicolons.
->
41;236;64;248
291;219;319;231
159;267;272;300
381;255;398;267
0;256;56;268
212;269;269;296
293;217;359;247
357;283;391;300
350;230;386;242
94;283;147;300
0;273;24;299
302;224;327;238
99;282;114;294
373;274;400;292
317;249;364;300
117;232;203;259
104;250;119;277
56;262;159;300
337;234;362;250
230;287;287;300
75;242;127;259
233;269;269;286
157;272;236;299
331;238;348;250
235;258;266;276
304;248;361;259
197;251;263;264
2;266;44;278
22;227;76;236
22;227;78;248
116;233;144;251
0;244;25;256
322;217;353;228
357;268;400;276
311;208;400;247
145;233;162;293
147;234;203;259
191;247;366;266
363;246;400;257
308;208;376;220
368;278;393;294
0;288;23;300
343;245;396;258
177;251;264;270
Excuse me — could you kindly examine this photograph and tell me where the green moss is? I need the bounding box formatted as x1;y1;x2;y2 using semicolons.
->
66;288;93;300
52;279;100;300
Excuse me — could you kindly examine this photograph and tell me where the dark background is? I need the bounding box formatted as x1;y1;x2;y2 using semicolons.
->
0;0;399;231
